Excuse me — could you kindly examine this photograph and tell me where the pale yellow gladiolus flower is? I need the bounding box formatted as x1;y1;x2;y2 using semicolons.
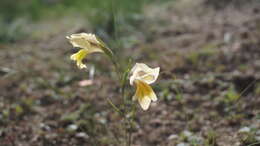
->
67;33;104;69
130;63;160;110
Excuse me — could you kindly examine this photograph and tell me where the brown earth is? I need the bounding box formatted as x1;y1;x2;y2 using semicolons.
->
0;1;260;146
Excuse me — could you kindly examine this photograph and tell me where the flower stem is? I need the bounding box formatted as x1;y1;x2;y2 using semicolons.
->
106;97;124;117
103;46;134;146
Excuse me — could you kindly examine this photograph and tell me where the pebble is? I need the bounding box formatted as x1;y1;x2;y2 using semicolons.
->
177;143;190;146
67;124;78;131
39;123;51;131
238;127;250;133
188;135;204;144
256;130;260;136
76;132;89;139
167;134;178;140
255;136;260;141
183;130;192;137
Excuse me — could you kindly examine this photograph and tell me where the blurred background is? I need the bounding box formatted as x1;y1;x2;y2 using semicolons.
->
0;0;260;145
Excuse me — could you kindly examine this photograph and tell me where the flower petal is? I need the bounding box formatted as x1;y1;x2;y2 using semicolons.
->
147;86;157;102
67;33;104;53
133;80;157;110
67;34;91;49
129;63;160;85
138;95;151;110
70;49;88;69
141;67;160;84
139;80;157;101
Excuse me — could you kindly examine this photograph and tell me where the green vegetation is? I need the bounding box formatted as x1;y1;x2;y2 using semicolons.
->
0;0;160;42
204;130;218;146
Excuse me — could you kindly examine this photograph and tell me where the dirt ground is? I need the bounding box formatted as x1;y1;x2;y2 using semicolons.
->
0;0;260;146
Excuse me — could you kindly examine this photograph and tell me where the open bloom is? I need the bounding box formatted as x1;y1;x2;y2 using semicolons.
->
130;63;160;110
67;33;104;69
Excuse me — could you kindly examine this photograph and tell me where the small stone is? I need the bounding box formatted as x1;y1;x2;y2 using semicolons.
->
255;136;260;141
254;60;260;67
0;129;4;137
45;133;58;139
76;132;89;139
39;123;51;131
78;79;93;87
183;130;193;137
177;143;190;146
224;32;232;43
255;130;260;136
238;127;250;133
98;118;107;124
67;124;78;131
188;135;204;144
168;134;178;140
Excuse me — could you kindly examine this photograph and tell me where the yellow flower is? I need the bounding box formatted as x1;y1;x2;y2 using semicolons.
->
130;63;160;110
67;33;104;69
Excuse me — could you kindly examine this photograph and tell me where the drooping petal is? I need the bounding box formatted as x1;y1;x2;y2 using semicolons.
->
138;80;157;102
138;95;151;111
133;80;157;110
70;49;88;69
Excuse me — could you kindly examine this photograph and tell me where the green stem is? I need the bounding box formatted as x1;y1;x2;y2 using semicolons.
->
101;46;121;77
102;45;134;146
106;97;124;117
106;97;133;146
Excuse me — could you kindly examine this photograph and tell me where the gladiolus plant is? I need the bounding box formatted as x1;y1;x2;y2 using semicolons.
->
67;33;160;146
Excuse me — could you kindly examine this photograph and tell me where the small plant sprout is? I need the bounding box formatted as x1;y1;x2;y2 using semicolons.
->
67;32;160;145
129;63;160;110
